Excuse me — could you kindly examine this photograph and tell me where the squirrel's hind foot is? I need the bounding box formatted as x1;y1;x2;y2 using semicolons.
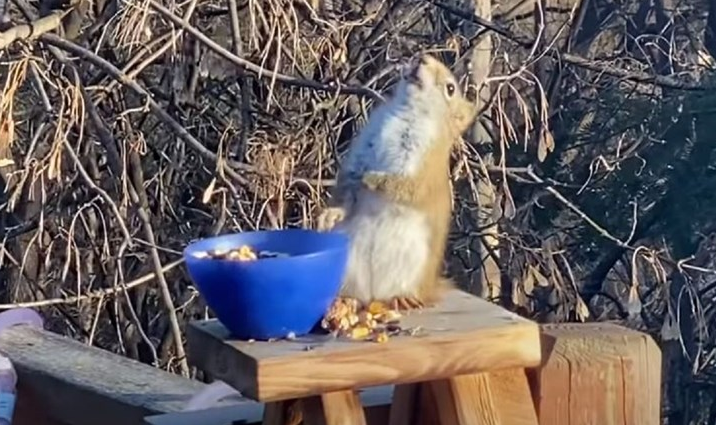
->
316;207;346;231
389;295;425;311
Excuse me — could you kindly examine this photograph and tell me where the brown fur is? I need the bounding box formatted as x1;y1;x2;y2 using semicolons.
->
361;54;479;308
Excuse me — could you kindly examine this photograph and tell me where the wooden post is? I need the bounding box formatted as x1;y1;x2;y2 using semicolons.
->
528;323;661;425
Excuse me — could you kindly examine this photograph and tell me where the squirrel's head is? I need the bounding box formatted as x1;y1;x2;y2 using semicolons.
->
398;54;479;136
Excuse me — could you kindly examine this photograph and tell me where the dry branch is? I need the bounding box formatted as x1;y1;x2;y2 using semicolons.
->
0;9;68;48
40;34;250;184
147;0;383;100
101;0;201;96
127;152;190;376
0;259;184;309
431;0;709;91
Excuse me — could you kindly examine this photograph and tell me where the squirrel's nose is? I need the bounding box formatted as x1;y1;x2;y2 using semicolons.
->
412;55;429;69
401;56;421;79
407;55;422;70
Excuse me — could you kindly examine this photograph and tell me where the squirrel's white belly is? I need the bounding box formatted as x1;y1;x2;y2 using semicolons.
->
334;190;430;303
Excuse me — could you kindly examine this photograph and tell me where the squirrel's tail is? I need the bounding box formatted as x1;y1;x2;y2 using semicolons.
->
421;276;455;306
437;277;456;293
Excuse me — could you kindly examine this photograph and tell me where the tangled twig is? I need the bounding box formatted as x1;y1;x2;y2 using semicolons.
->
0;259;184;309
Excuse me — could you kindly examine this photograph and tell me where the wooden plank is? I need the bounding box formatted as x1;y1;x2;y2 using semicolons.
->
261;400;301;425
145;404;263;425
302;390;367;425
186;290;541;401
387;383;441;425
145;386;392;425
425;369;538;425
387;384;418;425
0;324;241;425
528;323;661;425
482;369;540;424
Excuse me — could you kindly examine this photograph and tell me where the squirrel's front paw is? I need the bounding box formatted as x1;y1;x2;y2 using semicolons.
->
362;172;388;190
316;207;346;231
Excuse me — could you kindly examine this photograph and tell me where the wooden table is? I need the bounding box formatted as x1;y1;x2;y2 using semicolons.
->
186;290;543;425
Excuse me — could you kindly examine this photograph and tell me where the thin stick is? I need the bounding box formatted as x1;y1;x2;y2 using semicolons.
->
61;139;133;247
0;259;184;309
0;9;69;48
148;0;383;100
127;150;190;377
41;34;249;184
103;0;200;94
430;0;709;91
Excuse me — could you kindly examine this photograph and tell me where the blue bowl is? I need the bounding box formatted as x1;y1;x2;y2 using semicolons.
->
183;229;349;340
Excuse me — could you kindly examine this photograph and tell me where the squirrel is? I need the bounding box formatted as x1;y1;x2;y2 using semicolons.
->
317;53;479;311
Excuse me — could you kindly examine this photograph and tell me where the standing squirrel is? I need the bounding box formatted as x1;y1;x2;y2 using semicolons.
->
317;54;479;310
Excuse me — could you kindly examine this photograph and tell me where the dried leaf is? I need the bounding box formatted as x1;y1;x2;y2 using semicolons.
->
537;129;555;162
202;177;217;204
575;296;590;322
660;311;679;341
576;110;595;136
0;115;14;157
501;181;516;219
626;285;642;318
522;268;535;295
48;145;62;181
512;283;528;307
529;265;550;287
446;36;461;55
696;48;715;68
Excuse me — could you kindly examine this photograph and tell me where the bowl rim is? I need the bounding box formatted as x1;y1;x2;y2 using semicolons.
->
182;228;350;264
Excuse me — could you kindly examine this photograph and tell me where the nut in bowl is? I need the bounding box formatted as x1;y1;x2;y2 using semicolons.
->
183;229;349;341
192;245;290;261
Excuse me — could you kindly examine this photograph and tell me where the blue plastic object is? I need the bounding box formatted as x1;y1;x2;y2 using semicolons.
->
183;229;350;340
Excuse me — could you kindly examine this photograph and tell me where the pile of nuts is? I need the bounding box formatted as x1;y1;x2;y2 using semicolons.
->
192;245;289;261
321;298;403;343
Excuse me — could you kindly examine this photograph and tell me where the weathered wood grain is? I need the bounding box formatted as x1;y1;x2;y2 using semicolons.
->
528;323;661;425
261;400;302;425
302;390;367;425
186;290;542;402
387;383;442;425
386;384;418;425
0;324;237;425
421;369;539;425
388;369;539;425
146;386;393;425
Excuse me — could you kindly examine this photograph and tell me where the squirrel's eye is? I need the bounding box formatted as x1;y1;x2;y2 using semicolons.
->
445;82;456;98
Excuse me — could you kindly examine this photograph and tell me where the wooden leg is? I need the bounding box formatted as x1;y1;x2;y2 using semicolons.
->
413;368;539;425
301;390;367;425
389;383;440;425
388;384;418;425
263;400;302;425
